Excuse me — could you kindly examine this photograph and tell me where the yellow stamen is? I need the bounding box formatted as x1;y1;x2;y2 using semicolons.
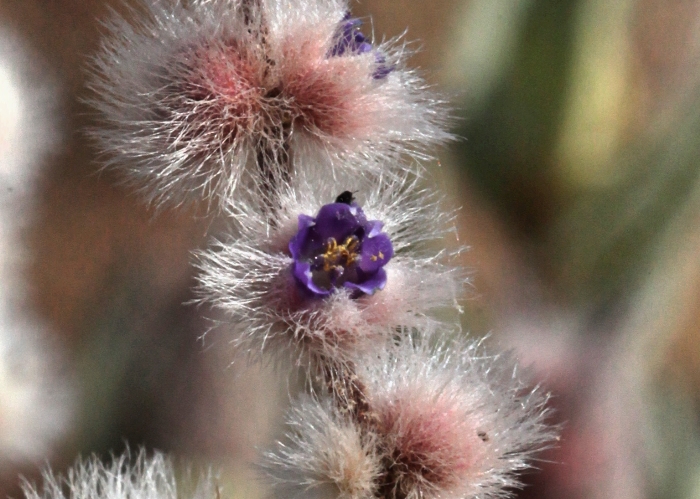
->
370;251;385;262
322;236;360;272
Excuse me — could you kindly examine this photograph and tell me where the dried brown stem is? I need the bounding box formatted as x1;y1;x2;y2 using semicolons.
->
321;359;407;499
323;361;377;428
255;132;291;198
239;1;294;206
240;0;261;27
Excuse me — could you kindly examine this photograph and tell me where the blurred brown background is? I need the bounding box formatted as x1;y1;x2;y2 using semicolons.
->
1;0;700;498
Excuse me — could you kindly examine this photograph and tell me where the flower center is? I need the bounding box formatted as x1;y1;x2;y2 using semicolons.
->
289;198;393;296
320;235;360;273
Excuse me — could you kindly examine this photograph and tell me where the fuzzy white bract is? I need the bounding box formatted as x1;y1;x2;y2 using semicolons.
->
22;451;215;499
195;169;463;368
264;337;555;499
88;0;452;208
261;397;381;499
358;336;555;499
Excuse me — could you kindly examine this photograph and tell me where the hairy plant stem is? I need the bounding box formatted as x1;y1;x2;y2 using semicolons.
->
241;0;293;207
240;0;261;28
323;361;377;428
241;3;412;496
322;359;406;499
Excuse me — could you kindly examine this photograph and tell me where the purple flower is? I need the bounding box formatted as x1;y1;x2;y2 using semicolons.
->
329;13;394;79
289;197;393;297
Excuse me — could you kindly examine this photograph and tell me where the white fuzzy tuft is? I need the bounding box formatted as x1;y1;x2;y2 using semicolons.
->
194;168;464;368
87;0;453;208
357;335;557;499
263;335;555;499
261;396;381;499
22;450;216;499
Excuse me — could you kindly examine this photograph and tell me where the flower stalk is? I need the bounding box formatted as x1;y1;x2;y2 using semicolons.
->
84;1;558;498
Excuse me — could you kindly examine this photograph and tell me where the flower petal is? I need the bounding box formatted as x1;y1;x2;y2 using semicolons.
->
344;268;387;295
289;214;316;258
365;220;384;238
314;203;362;242
293;261;331;296
358;234;393;273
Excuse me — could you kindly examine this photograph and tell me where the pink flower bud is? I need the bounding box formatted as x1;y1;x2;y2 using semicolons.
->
88;0;452;208
357;336;557;499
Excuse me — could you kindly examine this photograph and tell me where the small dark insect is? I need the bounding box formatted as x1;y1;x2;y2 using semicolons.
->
335;190;355;204
477;431;489;442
